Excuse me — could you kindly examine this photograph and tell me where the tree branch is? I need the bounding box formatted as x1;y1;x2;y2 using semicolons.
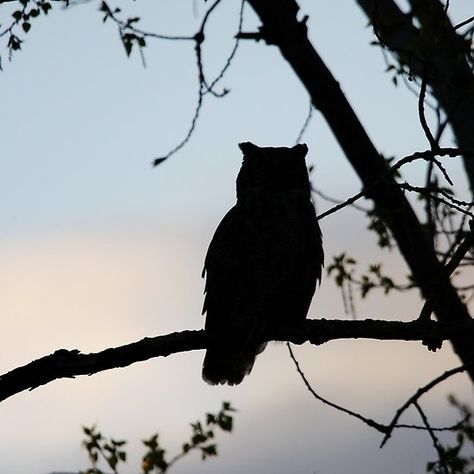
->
381;363;468;447
0;330;208;403
288;341;468;441
246;0;474;381
1;318;474;403
356;0;474;196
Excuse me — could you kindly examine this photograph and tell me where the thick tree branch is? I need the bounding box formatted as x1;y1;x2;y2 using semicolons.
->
1;319;473;403
246;0;474;380
356;0;474;195
0;330;208;403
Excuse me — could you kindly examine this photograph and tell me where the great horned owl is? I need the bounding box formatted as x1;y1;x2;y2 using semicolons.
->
201;142;323;385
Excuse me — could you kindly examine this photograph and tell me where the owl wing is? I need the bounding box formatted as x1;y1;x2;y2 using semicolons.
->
202;204;246;327
201;199;323;385
202;203;269;385
278;200;323;324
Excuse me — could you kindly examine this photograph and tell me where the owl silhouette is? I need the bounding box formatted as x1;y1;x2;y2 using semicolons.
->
202;142;323;385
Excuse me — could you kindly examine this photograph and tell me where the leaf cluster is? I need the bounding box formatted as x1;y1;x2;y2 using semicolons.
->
81;425;127;474
327;252;412;300
426;397;474;474
1;0;55;66
80;401;236;474
99;1;146;58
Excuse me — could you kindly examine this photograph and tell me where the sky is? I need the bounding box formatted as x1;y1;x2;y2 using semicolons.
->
0;0;473;473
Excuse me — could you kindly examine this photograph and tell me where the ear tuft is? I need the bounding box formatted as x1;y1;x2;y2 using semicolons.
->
238;142;259;155
292;143;308;157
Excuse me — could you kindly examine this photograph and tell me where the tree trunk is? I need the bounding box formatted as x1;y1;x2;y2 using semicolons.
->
356;0;474;196
247;0;474;381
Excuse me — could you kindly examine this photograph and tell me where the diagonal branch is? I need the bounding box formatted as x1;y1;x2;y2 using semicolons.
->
0;330;208;404
418;220;474;321
356;0;474;196
413;401;450;474
246;0;474;381
380;363;468;447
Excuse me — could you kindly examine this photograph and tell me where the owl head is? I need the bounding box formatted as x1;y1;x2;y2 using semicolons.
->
236;142;311;198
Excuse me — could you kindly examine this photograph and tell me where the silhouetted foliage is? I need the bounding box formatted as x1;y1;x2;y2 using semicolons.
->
80;402;235;474
426;397;474;474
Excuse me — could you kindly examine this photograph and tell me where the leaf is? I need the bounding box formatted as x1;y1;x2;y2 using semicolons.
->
112;439;126;447
201;444;217;459
218;414;233;432
22;22;31;33
99;1;111;13
12;11;23;21
206;414;216;424
39;2;51;14
123;38;132;56
9;34;23;51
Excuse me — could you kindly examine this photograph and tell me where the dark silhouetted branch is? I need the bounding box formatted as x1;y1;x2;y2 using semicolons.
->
1;318;474;403
0;330;208;403
246;0;474;381
356;0;474;195
287;342;387;432
294;98;313;144
414;401;450;474
419;220;474;321
381;364;468;447
153;0;245;165
418;70;438;151
288;341;470;443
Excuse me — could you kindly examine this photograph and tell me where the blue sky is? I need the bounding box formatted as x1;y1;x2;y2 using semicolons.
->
0;1;473;473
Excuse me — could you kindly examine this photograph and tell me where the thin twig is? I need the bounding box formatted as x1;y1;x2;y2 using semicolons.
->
295;99;313;144
317;188;368;220
418;219;474;321
287;342;387;433
418;70;438;151
414;402;450;474
312;187;369;212
380;365;468;447
317;146;471;222
454;15;474;31
153;0;244;165
287;343;469;441
205;0;245;95
398;183;474;217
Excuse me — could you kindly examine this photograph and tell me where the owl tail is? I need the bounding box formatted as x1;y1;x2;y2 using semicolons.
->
202;342;267;386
